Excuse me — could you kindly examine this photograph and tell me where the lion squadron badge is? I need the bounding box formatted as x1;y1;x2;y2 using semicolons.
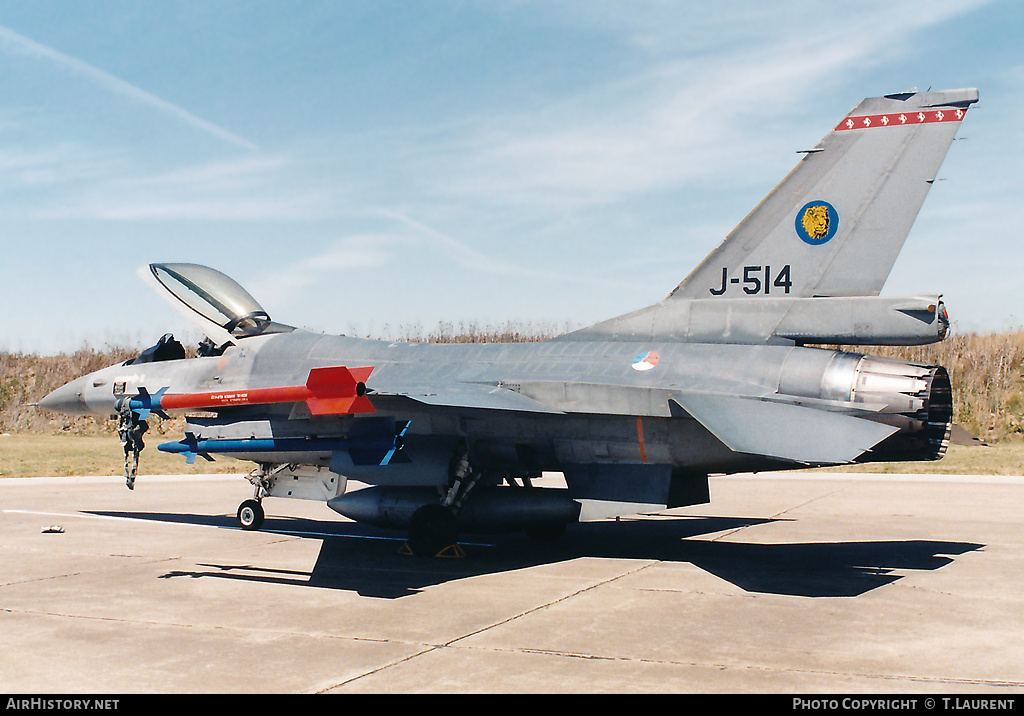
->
795;200;839;245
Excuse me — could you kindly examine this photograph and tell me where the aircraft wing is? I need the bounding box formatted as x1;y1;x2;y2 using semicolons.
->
375;380;895;463
373;382;565;414
672;392;899;464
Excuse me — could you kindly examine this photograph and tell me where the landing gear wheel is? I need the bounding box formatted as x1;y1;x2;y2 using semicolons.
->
408;504;458;557
237;499;265;531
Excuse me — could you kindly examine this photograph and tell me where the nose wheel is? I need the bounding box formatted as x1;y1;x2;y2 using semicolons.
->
237;499;265;531
236;463;289;531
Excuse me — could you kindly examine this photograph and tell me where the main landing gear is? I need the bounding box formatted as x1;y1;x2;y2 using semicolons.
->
403;442;478;557
407;503;460;558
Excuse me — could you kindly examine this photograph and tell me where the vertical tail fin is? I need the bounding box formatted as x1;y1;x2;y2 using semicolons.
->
670;88;978;300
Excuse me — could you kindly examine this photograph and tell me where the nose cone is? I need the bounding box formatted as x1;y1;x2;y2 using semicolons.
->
38;376;91;416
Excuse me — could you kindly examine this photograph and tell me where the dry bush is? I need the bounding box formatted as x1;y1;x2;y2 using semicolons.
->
853;332;1024;443
371;320;576;344
0;344;141;435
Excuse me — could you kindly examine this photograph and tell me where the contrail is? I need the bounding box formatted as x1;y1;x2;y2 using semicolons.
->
0;24;258;152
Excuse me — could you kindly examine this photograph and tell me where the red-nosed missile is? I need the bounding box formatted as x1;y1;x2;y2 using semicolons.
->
153;365;375;416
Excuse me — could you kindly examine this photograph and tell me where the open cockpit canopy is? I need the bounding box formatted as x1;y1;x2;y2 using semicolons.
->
147;263;294;344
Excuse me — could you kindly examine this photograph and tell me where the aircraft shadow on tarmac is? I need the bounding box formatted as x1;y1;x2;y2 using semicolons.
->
86;509;983;600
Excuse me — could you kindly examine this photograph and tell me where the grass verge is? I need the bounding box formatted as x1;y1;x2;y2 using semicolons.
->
790;442;1024;476
0;434;247;478
2;434;1022;479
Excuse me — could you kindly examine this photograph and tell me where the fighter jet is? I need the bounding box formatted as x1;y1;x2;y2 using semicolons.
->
39;88;977;556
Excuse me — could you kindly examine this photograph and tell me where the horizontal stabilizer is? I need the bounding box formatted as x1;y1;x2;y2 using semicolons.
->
672;393;899;464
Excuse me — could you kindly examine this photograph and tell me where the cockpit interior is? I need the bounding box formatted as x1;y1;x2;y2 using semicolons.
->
128;263;295;364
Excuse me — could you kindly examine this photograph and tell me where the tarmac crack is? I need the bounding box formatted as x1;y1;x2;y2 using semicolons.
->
442;561;658;648
318;559;659;691
768;482;861;521
370;641;1024;691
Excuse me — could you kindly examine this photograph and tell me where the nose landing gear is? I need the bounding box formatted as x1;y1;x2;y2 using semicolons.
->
235;463;289;530
237;499;265;531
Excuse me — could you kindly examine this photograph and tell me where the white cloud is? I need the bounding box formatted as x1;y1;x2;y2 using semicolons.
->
0;23;258;152
34;154;338;221
258;234;398;303
0;142;120;188
425;0;995;209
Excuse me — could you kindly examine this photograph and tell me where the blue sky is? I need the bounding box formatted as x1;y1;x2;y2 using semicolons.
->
1;0;1020;354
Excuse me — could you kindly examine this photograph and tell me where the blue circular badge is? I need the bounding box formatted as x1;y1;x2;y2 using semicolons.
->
795;200;839;245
